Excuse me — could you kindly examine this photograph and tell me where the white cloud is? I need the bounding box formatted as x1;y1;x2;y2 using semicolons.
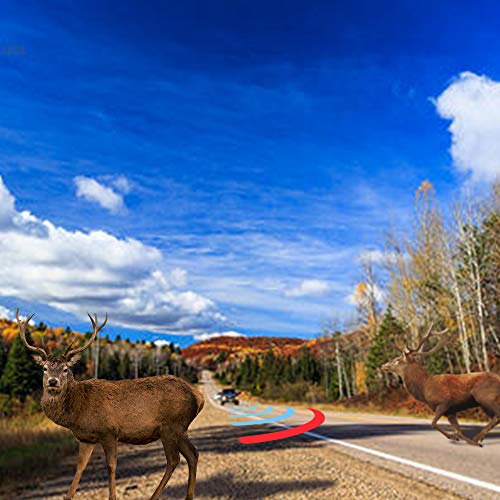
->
193;330;246;342
284;279;331;298
0;305;13;320
346;283;385;306
153;339;173;347
74;176;126;213
359;249;386;264
112;175;132;194
0;176;223;334
435;72;500;182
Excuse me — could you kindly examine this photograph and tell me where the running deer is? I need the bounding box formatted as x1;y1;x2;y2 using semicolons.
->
16;310;204;500
381;325;500;447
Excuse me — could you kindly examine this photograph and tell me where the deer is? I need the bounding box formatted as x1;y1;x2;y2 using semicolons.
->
381;324;500;447
16;309;204;500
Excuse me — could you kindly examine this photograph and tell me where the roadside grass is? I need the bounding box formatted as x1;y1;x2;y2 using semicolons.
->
0;413;77;489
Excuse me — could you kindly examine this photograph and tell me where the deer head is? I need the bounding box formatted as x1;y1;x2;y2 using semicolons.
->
381;323;449;377
16;309;107;394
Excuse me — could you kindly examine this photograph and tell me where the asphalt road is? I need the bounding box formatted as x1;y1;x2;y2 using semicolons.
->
204;372;500;499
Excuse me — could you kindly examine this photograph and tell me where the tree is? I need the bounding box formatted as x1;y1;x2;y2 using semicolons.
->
0;333;41;401
107;350;121;380
119;351;131;379
0;334;8;378
354;256;382;335
366;306;404;393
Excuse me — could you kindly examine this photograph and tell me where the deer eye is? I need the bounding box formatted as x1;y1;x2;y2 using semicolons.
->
43;367;47;372
63;367;68;373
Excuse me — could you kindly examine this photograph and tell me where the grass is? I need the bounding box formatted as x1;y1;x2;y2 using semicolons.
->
0;413;77;491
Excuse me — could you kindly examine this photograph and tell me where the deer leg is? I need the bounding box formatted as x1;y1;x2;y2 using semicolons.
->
431;406;460;442
64;442;95;499
473;415;500;443
443;414;460;442
179;434;199;500
149;433;180;500
102;439;118;500
472;405;500;444
447;414;481;446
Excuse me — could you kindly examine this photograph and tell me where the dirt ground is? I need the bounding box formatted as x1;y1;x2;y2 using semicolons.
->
7;394;462;500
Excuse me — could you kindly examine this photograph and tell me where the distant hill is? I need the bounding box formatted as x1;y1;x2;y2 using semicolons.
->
182;335;306;369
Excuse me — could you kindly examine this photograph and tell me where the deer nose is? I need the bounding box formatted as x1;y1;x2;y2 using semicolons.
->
48;378;59;387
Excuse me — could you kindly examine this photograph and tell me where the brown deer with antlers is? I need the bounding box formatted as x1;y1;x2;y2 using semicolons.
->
16;310;204;500
381;325;500;447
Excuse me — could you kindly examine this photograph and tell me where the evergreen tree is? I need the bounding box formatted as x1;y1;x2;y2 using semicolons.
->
283;356;295;383
366;306;403;392
107;351;121;380
236;356;252;388
0;334;8;378
0;334;42;400
119;351;131;379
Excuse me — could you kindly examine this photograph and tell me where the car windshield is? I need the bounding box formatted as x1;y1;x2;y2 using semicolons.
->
222;389;236;395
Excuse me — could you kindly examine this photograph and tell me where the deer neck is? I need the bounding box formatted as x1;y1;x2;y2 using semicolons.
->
41;380;78;429
401;363;429;403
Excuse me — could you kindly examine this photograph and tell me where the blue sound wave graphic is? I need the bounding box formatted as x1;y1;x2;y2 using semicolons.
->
232;406;295;426
229;405;258;414
230;406;273;418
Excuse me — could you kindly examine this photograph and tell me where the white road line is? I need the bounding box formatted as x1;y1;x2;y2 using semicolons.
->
205;383;500;495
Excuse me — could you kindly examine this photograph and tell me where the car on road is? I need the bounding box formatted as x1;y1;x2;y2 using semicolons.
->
216;387;240;406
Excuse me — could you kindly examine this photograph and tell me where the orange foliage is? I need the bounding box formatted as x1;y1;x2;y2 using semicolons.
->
182;336;305;368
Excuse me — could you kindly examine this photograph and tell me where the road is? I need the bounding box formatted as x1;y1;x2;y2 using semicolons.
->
7;372;497;499
204;372;500;499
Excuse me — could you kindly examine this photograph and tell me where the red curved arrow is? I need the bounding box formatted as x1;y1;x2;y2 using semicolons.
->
239;408;325;444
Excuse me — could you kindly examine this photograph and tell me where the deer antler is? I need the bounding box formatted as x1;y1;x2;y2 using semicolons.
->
16;308;48;359
64;313;108;358
413;322;435;352
412;324;450;356
391;338;407;353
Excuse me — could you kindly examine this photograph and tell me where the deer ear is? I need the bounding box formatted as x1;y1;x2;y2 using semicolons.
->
32;355;45;366
66;354;81;367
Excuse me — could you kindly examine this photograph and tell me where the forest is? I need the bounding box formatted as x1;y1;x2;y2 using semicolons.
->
206;181;499;408
0;319;197;416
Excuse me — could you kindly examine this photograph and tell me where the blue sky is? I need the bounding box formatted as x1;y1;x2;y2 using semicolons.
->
0;1;499;346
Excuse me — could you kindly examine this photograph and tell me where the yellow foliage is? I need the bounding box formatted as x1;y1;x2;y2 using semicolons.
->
2;326;18;343
354;361;367;395
416;179;435;197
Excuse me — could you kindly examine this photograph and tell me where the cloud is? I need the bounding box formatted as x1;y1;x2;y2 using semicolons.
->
153;339;173;347
435;72;500;182
284;279;331;298
111;175;132;194
346;283;385;306
74;176;126;213
193;330;246;342
0;305;13;320
0;176;223;334
358;249;386;264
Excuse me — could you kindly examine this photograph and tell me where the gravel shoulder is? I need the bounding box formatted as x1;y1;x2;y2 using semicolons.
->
8;385;461;500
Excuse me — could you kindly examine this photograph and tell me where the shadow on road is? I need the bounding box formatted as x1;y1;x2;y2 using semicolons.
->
161;473;335;499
